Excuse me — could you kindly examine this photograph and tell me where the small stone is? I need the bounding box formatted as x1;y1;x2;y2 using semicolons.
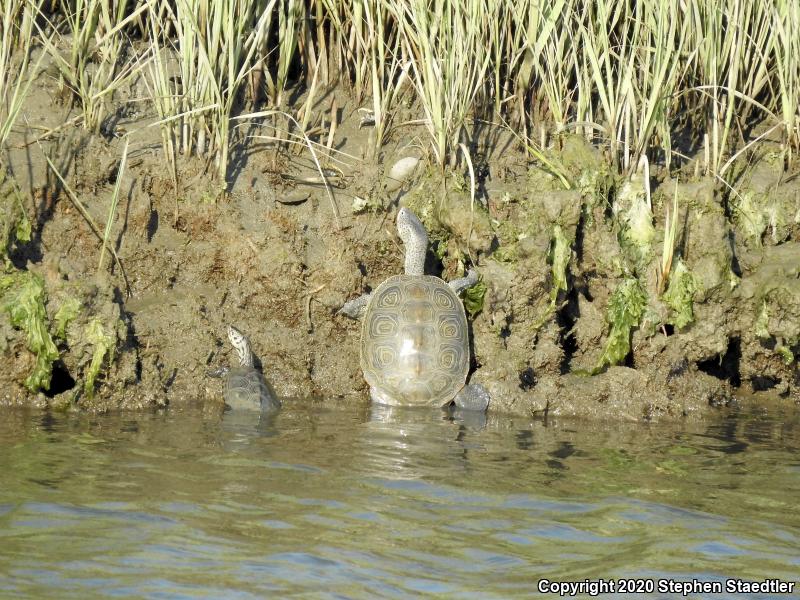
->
352;196;369;214
385;156;420;192
277;190;310;205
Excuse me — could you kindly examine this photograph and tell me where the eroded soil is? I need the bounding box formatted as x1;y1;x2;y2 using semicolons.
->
2;60;799;420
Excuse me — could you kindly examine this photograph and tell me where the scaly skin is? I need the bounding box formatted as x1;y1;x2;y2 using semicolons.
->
340;293;371;319
396;207;427;276
448;269;478;294
227;325;254;368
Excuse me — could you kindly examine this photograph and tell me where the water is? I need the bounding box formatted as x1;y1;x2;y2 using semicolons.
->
1;403;798;599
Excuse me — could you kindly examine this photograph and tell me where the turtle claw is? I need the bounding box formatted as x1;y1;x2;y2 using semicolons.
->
340;293;371;320
207;366;230;379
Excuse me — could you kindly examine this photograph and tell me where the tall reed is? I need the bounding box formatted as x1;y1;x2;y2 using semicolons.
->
392;0;492;166
0;0;46;153
38;0;148;132
148;0;276;183
4;0;800;187
773;0;800;165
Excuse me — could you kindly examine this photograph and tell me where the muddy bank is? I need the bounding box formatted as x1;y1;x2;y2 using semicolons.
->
1;76;799;419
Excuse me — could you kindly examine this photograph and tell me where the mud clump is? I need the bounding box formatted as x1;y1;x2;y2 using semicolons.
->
736;244;800;396
0;261;127;408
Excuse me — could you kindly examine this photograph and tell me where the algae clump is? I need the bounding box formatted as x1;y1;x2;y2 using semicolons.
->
732;191;768;245
614;175;655;271
492;217;522;263
753;300;797;365
0;270;59;391
776;345;795;366
54;297;82;340
593;278;648;373
549;224;571;306
754;301;770;339
1;175;32;264
84;317;116;398
462;278;486;318
662;260;699;329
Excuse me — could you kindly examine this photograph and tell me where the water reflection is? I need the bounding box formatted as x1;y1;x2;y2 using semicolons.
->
0;404;798;598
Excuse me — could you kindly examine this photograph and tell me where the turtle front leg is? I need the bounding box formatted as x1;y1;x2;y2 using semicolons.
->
207;366;230;378
453;382;490;412
448;269;479;294
339;292;372;320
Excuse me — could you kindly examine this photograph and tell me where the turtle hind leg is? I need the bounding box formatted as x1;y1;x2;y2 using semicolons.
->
339;292;372;320
453;383;490;412
259;379;281;413
370;386;399;406
448;269;479;294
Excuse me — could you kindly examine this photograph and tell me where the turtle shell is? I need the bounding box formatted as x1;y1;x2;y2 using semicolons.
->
224;367;280;412
361;274;469;406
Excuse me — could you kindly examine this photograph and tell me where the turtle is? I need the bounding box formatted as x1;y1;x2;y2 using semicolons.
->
339;207;490;412
208;325;281;413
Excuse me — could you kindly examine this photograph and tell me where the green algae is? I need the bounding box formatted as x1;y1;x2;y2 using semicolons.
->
402;171;495;267
754;301;771;340
555;135;611;192
492;216;523;263
351;194;383;214
84;317;115;399
662;260;699;329
402;168;452;238
0;270;59;392
54;297;82;340
753;298;798;366
728;269;740;291
733;190;769;245
0;257;118;399
593;278;648;373
615;176;655;272
549;224;571;306
731;161;800;247
1;174;31;264
776;345;795;366
462;278;487;318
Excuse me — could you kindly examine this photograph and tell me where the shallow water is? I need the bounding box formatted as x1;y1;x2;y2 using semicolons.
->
1;403;799;599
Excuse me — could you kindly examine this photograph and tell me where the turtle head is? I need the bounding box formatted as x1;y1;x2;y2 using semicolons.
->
396;207;427;276
227;325;253;368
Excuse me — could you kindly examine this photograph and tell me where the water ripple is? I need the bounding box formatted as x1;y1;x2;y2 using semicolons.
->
0;405;797;598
